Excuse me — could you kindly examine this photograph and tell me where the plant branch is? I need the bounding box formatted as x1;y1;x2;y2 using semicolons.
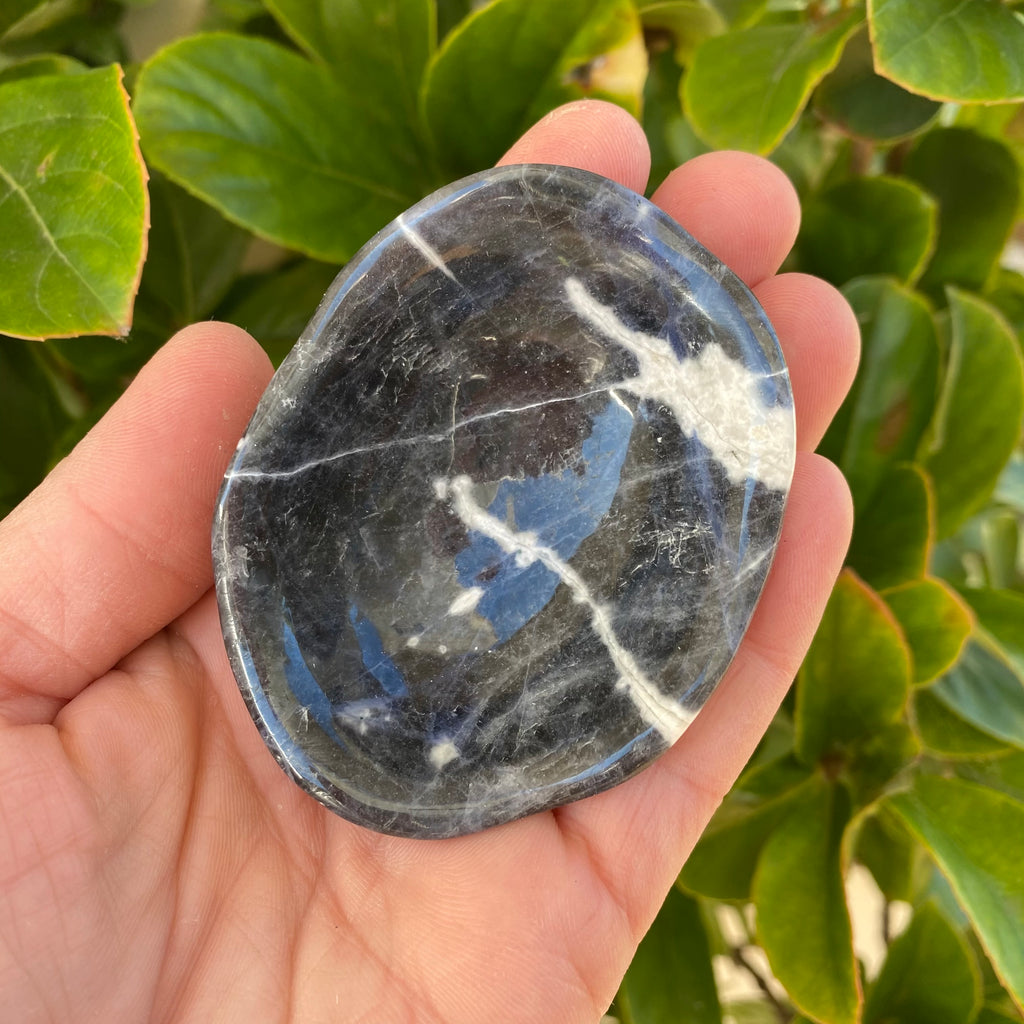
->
731;946;791;1023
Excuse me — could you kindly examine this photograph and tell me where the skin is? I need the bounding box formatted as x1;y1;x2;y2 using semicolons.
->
0;101;859;1024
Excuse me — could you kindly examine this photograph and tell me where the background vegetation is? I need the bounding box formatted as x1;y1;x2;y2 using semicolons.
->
3;1;1024;1021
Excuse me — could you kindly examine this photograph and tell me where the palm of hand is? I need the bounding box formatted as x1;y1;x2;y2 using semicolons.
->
0;103;858;1024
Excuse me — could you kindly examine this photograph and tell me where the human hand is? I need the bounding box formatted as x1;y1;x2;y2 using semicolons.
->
0;101;858;1023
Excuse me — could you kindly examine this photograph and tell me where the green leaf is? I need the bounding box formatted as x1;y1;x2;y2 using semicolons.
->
0;66;148;340
680;773;814;901
143;175;250;330
988;269;1024;345
847;462;933;589
847;720;920;804
929;639;1024;752
958;749;1024;806
905;129;1021;295
217;259;340;366
618;887;722;1024
0;336;70;515
995;453;1024;515
915;686;1015;758
423;0;647;176
813;28;940;142
881;578;972;685
797;175;937;287
639;1;726;63
683;9;863;155
958;588;1024;677
134;33;418;263
0;54;86;85
883;775;1024;1009
921;289;1024;538
820;276;939;514
869;0;1024;103
0;0;45;37
263;0;433;151
854;809;931;902
796;570;911;765
864;901;981;1024
754;777;860;1024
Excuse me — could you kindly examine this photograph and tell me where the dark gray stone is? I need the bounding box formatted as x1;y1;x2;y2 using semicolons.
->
213;164;795;838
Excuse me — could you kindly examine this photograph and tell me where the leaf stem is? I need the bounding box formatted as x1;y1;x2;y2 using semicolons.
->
731;946;791;1022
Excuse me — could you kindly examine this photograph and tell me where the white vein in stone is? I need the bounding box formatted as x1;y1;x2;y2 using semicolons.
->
565;277;795;491
438;475;691;743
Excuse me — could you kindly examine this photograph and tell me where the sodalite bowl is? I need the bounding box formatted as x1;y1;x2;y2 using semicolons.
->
213;164;795;839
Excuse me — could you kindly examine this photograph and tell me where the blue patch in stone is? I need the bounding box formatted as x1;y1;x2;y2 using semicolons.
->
281;602;343;742
455;396;634;642
348;604;409;697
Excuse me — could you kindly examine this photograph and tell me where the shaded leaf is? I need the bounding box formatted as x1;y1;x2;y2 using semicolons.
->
618;887;722;1024
915;686;1015;759
847;720;920;804
134;33;418;263
0;0;45;37
639;1;725;63
881;578;972;685
906;129;1020;295
958;749;1024;806
712;0;766;28
683;9;863;155
218;259;340;366
854;809;931;903
883;775;1024;1008
0;65;148;340
813;28;940;142
0;54;85;84
820;276;938;514
929;639;1024;752
995;453;1024;515
264;0;433;156
680;773;814;900
864;901;981;1024
754;778;860;1024
796;569;911;764
423;0;646;176
848;463;933;589
957;588;1024;677
797;175;936;287
921;289;1024;538
988;269;1024;345
869;0;1024;103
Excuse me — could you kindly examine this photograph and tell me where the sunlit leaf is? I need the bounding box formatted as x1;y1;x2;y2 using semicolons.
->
618;887;722;1024
754;778;860;1024
134;34;419;263
869;0;1024;103
921;289;1024;538
796;570;911;765
0;66;148;339
884;775;1024;1008
881;578;972;685
423;0;646;176
683;9;863;154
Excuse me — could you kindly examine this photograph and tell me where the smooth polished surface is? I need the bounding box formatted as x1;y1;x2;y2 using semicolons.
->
213;165;795;838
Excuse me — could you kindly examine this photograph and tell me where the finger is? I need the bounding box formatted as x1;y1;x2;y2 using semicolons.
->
755;273;861;452
498;99;650;195
651;151;801;288
554;453;852;931
0;323;273;725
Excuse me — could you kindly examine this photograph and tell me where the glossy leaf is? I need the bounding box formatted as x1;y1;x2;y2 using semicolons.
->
134;34;419;263
754;778;860;1024
264;0;433;154
921;289;1024;538
906;129;1020;295
884;775;1024;1008
797;175;936;287
915;687;1015;759
864;901;981;1024
820;277;938;513
683;9;863;155
957;588;1024;677
0;65;148;340
881;578;972;686
680;774;814;901
218;259;340;367
869;0;1024;103
423;0;646;176
813;28;940;142
617;887;722;1024
796;570;910;764
929;639;1024;752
